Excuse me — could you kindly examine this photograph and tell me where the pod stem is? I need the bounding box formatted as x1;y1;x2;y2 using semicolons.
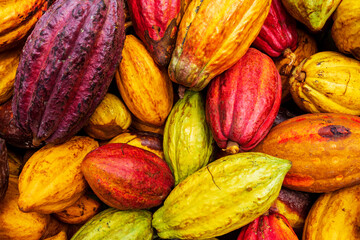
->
293;58;307;83
125;21;132;31
32;137;43;147
225;141;240;154
283;48;297;75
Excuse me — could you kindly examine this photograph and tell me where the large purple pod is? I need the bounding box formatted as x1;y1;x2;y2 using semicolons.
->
12;0;125;146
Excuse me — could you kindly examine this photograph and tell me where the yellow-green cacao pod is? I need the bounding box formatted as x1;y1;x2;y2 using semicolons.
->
152;152;291;239
71;208;153;240
163;90;215;185
289;51;360;115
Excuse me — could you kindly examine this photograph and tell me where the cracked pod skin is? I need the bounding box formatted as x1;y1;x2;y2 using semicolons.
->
253;113;360;193
206;48;282;153
237;212;299;240
152;152;291;239
168;0;271;91
12;0;125;146
289;51;360;115
252;0;298;58
280;0;341;32
127;0;181;66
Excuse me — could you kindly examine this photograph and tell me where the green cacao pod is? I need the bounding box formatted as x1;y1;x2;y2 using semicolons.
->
163;90;215;185
71;208;153;240
152;152;291;239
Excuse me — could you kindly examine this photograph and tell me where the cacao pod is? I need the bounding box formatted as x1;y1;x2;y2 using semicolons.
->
44;231;67;240
274;29;318;101
127;0;182;66
164;90;215;185
0;138;8;202
12;0;125;146
168;0;271;91
280;0;341;32
71;208;153;240
289;51;360;115
81;143;174;210
0;47;22;104
41;217;68;240
331;0;360;60
252;0;298;58
131;118;165;135
18;136;99;214
115;35;174;128
253;113;360;193
7;149;22;177
152;152;291;239
303;184;360;240
83;93;132;140
237;212;299;240
54;195;101;225
0;176;50;240
0;99;36;148
206;48;281;153
0;0;53;52
109;130;164;159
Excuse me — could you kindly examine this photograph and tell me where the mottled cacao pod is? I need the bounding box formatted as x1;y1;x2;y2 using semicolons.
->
127;0;181;66
12;0;126;146
163;90;215;185
206;48;281;153
252;0;298;57
168;0;271;91
0;139;8;202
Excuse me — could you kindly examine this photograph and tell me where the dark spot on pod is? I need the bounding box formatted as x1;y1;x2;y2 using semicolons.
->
318;125;351;140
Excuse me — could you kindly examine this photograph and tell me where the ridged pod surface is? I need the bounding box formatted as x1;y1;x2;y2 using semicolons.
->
289;51;360;115
206;48;281;153
253;113;360;193
18;136;99;214
81;143;174;210
71;208;153;240
331;0;360;60
280;0;341;32
0;139;8;202
115;35;174;128
168;0;271;91
0;47;22;104
303;184;360;240
0;0;53;52
163;90;215;185
252;0;298;57
127;0;181;66
12;0;125;146
152;152;291;239
237;212;299;240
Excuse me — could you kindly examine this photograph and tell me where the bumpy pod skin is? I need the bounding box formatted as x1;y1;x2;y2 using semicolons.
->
127;0;181;66
81;143;174;210
289;51;360;115
206;48;281;153
280;0;341;32
168;0;271;91
12;0;125;146
237;212;299;240
253;113;360;193
152;152;291;239
0;139;8;202
252;0;298;58
163;90;215;185
71;208;153;240
332;0;360;60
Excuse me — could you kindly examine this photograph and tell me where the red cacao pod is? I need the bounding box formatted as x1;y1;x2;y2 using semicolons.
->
81;143;174;210
206;48;281;153
12;0;125;146
237;212;299;240
252;0;298;57
127;0;181;66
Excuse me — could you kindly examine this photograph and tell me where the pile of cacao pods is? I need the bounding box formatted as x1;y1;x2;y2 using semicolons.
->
0;0;359;239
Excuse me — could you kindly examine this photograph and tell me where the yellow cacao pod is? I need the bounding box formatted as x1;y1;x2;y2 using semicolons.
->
43;231;67;240
0;176;50;240
7;149;22;177
289;51;360;115
0;47;21;104
332;0;360;60
18;136;99;214
115;35;174;128
83;93;132;140
303;184;360;240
